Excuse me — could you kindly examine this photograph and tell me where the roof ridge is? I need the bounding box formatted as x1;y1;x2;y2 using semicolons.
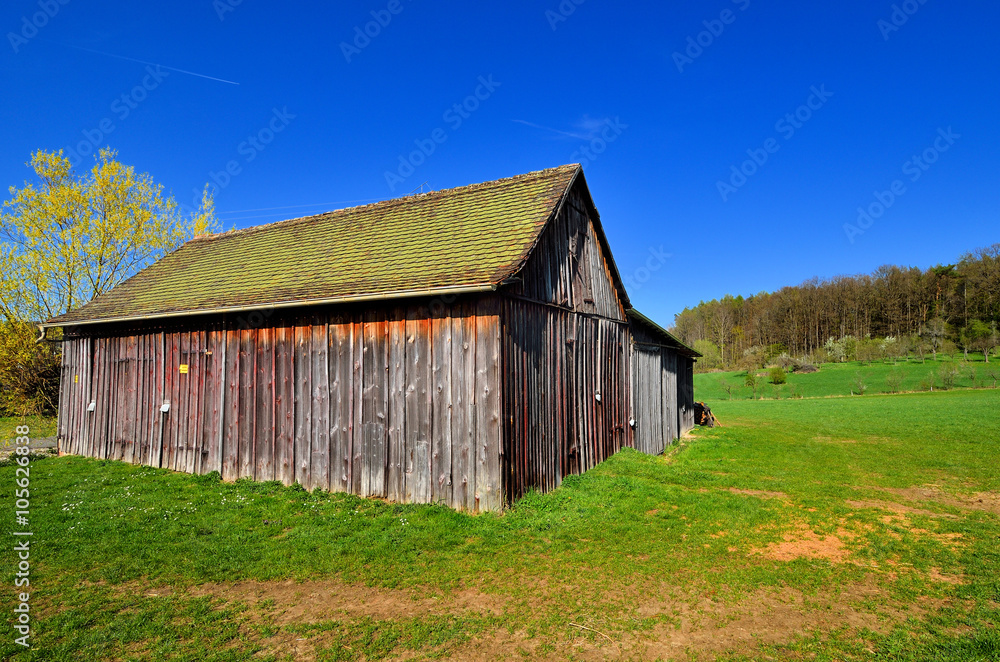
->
190;163;581;244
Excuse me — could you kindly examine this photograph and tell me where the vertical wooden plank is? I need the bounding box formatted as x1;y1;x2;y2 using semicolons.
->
56;338;70;451
458;307;478;510
430;311;452;506
273;324;294;485
153;333;166;468
187;331;204;475
361;312;387;498
135;335;147;466
351;319;363;495
474;299;501;511
293;323;312;486
254;327;275;482
222;328;239;480
329;316;352;493
203;329;224;475
309;318;330;491
387;309;406;503
237;328;256;479
483;300;503;511
405;309;432;504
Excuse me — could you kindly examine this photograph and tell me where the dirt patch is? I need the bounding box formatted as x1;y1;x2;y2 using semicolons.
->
728;488;787;499
750;523;854;564
443;578;926;661
927;567;966;585
639;580;897;658
875;486;1000;516
187;578;505;624
845;499;956;519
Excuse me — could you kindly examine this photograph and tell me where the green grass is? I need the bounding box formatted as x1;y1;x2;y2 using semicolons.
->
695;354;1000;402
0;416;56;443
2;390;999;660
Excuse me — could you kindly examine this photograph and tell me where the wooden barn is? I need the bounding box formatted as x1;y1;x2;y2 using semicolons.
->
44;164;698;512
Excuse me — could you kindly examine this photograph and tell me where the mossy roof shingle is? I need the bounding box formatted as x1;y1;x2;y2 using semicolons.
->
48;164;582;326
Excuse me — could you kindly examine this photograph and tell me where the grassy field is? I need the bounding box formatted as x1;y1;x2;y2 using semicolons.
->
694;355;1000;402
0;416;56;442
2;390;998;661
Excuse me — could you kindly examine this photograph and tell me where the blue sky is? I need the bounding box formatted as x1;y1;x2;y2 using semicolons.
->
3;0;998;327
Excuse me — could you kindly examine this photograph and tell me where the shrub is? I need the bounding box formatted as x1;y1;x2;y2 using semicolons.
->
885;369;906;394
769;367;787;385
938;364;959;390
0;321;61;416
852;371;868;396
744;369;761;400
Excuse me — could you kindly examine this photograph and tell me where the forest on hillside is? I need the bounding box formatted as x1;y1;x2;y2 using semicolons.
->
671;244;1000;371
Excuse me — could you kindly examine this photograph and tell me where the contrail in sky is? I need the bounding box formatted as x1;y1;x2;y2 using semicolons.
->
45;40;239;85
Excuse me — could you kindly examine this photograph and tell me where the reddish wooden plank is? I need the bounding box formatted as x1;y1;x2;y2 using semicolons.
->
255;327;275;481
273;324;294;485
238;328;257;479
223;328;241;481
293;324;312;487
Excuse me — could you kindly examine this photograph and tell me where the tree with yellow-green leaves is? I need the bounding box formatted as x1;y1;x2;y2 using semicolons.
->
0;148;219;415
1;148;218;322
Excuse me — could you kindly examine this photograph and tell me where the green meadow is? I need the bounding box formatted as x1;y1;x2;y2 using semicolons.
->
1;387;998;660
694;355;999;402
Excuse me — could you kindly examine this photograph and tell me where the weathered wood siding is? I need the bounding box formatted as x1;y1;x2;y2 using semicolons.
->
56;299;503;512
500;299;631;504
630;344;679;455
507;186;625;322
678;359;695;435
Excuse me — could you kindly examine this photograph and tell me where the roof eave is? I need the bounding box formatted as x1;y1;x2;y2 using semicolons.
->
627;309;701;358
43;283;498;330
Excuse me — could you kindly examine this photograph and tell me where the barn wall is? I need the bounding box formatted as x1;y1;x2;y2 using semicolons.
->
630;344;680;455
500;297;630;503
678;358;695;435
507;186;625;322
56;298;503;512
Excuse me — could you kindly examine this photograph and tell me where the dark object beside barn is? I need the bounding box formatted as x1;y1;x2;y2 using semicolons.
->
43;165;699;512
694;402;719;428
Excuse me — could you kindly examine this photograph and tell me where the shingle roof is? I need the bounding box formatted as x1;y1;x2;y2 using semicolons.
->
627;310;702;358
47;164;582;326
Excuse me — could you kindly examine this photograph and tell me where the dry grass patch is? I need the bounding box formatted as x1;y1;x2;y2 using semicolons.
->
188;578;506;624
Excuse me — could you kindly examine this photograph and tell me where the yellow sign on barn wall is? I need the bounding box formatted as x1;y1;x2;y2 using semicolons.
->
179;364;189;374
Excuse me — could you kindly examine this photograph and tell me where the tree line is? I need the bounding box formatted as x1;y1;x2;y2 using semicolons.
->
671;245;1000;370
